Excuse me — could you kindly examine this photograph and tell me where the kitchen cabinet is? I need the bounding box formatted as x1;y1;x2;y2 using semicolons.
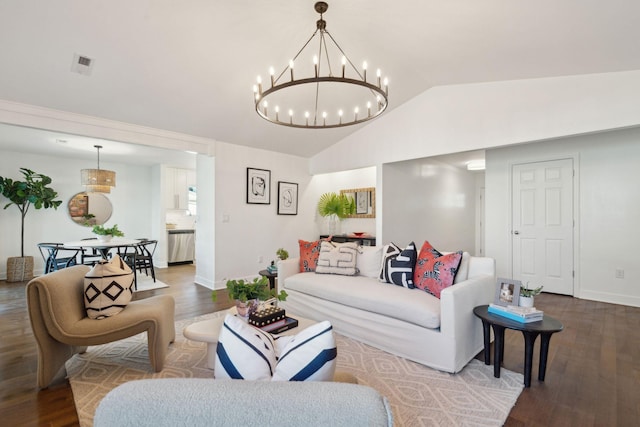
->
165;167;196;210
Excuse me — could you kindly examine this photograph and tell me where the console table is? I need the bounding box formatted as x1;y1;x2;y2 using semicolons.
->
319;234;376;246
473;305;564;387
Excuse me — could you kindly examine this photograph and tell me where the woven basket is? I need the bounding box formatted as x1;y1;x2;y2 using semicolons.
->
6;256;34;282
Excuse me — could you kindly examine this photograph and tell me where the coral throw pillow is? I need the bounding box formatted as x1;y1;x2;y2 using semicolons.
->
414;241;463;298
298;239;322;272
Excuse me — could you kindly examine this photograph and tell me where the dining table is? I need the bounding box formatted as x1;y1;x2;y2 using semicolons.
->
63;238;142;289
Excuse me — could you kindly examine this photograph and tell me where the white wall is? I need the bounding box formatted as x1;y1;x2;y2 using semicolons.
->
195;154;215;288
381;158;478;253
212;142;315;288
0;150;154;277
485;127;640;308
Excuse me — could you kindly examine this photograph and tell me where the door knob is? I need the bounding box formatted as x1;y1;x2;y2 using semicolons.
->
513;230;520;235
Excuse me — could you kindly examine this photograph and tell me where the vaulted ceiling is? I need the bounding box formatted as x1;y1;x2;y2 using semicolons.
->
1;0;639;160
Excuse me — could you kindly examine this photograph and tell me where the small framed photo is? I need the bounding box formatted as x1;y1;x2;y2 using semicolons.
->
356;191;370;214
247;167;271;204
277;181;298;215
494;278;521;307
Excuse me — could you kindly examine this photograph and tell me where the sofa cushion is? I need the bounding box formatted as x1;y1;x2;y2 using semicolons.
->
379;242;417;288
83;255;134;319
315;241;358;276
414;241;463;299
215;314;336;382
285;273;441;329
357;245;383;278
298;239;321;272
272;320;337;381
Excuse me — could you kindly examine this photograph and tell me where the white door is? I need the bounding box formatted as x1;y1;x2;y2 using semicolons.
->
512;159;574;295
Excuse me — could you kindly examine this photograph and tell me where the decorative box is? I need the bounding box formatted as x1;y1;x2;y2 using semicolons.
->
248;306;286;328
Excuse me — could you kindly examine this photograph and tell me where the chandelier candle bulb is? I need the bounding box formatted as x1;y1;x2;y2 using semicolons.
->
269;67;275;86
322;111;327;126
384;77;389;95
313;55;319;77
305;111;310;126
367;101;371;117
377;68;381;87
354;106;359;121
363;61;367;81
289;60;295;81
341;56;346;77
256;76;262;94
275;106;280;121
289;109;293;124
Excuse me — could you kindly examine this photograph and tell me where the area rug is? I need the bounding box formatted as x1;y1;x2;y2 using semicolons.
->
66;312;524;427
133;274;169;292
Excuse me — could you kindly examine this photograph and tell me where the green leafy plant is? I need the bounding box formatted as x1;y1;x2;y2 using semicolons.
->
317;192;355;219
276;248;289;260
520;284;543;297
212;276;287;303
92;224;124;237
0;168;62;257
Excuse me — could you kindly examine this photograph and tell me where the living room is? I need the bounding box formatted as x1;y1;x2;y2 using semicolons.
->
1;1;639;426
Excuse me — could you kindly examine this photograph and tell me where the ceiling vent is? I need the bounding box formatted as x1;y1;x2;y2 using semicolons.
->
71;53;95;76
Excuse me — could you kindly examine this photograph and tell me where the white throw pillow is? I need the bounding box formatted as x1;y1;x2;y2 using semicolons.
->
214;314;277;380
356;245;383;278
315;241;358;276
272;320;337;381
214;314;337;382
84;254;134;319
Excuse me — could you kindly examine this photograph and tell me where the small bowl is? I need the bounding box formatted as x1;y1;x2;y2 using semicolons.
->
352;232;365;237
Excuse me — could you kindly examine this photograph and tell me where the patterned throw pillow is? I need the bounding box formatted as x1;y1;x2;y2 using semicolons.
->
315;241;358;276
84;254;134;319
379;242;417;288
298;239;322;272
215;314;336;382
413;240;463;298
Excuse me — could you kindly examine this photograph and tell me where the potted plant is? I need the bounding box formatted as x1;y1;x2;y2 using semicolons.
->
0;168;62;281
519;284;543;307
276;248;289;260
92;224;124;242
212;276;287;317
317;192;355;235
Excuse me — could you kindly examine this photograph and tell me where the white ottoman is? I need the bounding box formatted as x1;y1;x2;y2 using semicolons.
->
183;307;317;369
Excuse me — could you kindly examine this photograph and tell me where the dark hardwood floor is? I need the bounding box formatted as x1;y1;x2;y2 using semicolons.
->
1;265;638;426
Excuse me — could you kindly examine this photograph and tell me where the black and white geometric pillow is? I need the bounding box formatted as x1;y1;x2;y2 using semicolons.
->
83;254;134;319
379;242;417;288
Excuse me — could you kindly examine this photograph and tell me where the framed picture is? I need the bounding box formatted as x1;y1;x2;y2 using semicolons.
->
246;167;271;204
494;278;521;306
355;191;370;214
277;181;298;215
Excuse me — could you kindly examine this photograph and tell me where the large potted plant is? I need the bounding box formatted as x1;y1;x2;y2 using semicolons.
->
0;168;62;281
212;276;287;317
317;192;355;235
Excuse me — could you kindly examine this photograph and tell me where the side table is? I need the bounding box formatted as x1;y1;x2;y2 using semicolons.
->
259;269;277;290
473;305;563;387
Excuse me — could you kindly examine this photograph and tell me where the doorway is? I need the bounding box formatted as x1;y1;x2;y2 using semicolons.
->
511;159;574;295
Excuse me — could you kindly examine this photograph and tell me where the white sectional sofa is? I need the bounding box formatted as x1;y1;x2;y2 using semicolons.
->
278;246;496;373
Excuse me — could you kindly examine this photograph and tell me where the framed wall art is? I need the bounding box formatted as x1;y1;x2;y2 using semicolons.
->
246;167;271;204
494;277;521;307
277;181;298;215
355;191;370;214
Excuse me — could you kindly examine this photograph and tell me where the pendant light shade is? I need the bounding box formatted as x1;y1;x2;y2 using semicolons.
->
81;145;116;193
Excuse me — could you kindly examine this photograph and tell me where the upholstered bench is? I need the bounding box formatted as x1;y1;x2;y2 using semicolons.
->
26;265;175;389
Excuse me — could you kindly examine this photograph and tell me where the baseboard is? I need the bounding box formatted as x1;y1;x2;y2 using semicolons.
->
579;290;640;308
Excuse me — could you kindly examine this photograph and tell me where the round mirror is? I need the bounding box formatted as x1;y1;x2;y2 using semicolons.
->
68;192;113;226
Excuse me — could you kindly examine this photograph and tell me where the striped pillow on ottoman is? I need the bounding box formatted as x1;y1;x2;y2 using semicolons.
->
214;314;337;382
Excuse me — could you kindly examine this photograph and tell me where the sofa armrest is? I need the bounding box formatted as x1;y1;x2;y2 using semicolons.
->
277;257;300;292
440;273;495;337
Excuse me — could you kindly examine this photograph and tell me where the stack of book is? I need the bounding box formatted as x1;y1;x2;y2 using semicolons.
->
488;303;544;323
267;264;278;274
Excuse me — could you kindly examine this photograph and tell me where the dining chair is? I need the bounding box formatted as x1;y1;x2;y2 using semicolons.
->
125;239;157;282
37;243;81;274
80;237;104;265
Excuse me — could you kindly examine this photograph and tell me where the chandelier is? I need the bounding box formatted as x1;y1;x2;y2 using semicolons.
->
81;145;116;193
253;2;389;129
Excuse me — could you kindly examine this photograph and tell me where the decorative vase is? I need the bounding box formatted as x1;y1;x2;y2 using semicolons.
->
235;299;258;317
97;234;113;242
326;214;341;235
519;296;534;308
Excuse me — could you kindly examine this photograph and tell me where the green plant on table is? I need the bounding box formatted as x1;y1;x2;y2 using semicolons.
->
212;276;287;303
0;168;62;257
92;224;125;237
276;248;289;260
520;284;543;297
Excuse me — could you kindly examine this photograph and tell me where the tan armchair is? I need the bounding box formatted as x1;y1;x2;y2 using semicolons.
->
26;265;175;389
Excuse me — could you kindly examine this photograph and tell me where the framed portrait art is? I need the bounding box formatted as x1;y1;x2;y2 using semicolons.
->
246;168;271;204
277;181;298;215
494;277;521;307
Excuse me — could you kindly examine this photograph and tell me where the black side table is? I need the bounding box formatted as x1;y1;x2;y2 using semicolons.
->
258;269;277;290
473;305;564;387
